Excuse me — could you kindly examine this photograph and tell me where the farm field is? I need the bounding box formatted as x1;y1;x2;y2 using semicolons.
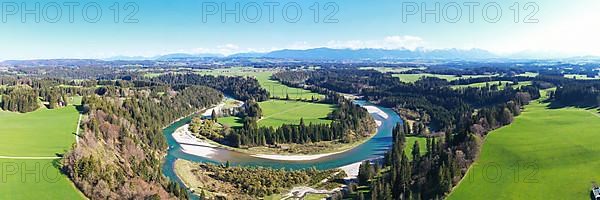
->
564;74;600;80
219;100;336;129
0;159;84;200
450;81;513;90
0;105;84;199
359;67;425;73
254;73;324;100
257;100;335;128
393;73;497;83
0;106;79;156
195;67;324;100
448;98;600;199
512;81;533;89
516;72;539;77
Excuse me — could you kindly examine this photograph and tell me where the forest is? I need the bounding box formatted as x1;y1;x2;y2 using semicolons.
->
275;69;541;199
553;81;600;107
153;74;269;101
57;74;270;199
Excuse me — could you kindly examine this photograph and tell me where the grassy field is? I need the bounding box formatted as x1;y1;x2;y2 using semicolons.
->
516;72;539;77
219;100;336;129
0;159;84;199
564;74;600;80
405;137;428;158
512;81;533;89
257;100;335;128
0;107;79;156
254;73;324;100
304;193;328;200
449;97;600;199
450;81;513;90
359;67;425;73
195;67;325;100
393;73;497;83
218;116;244;128
0;105;84;199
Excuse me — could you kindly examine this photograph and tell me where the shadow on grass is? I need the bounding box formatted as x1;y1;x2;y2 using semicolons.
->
546;101;599;111
318;117;331;120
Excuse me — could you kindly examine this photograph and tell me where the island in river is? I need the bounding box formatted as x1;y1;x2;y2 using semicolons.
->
162;99;406;199
171;102;387;162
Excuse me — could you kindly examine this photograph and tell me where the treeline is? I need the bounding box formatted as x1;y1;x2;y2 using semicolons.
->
553;81;600;107
227;96;376;148
153;73;269;101
63;85;223;199
0;77;100;112
1;86;39;112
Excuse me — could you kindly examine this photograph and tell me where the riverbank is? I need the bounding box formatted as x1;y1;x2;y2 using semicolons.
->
172;124;221;158
174;159;343;199
363;105;389;126
171;101;388;161
172;122;378;161
338;161;363;179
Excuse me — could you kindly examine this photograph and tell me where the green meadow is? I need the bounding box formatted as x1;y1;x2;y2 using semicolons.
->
195;67;324;100
405;137;428;158
516;72;539;77
219;100;335;129
450;80;533;90
0;102;84;199
450;81;514;90
0;106;79;156
254;73;324;100
512;81;533;89
359;67;425;73
196;68;334;129
393;73;497;83
449;98;600;199
257;100;335;128
0;159;84;200
564;74;600;80
218;116;244;128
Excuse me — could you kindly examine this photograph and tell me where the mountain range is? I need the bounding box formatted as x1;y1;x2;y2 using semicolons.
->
105;48;499;61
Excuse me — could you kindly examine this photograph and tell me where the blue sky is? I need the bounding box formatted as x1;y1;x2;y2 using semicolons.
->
1;0;599;60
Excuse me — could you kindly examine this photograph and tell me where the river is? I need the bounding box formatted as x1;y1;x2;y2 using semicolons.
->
161;100;402;198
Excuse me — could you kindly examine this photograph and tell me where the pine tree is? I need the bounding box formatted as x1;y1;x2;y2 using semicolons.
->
357;192;365;200
211;109;218;122
358;160;372;185
412;140;421;162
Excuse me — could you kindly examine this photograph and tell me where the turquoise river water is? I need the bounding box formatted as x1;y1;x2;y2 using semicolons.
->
161;100;402;198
